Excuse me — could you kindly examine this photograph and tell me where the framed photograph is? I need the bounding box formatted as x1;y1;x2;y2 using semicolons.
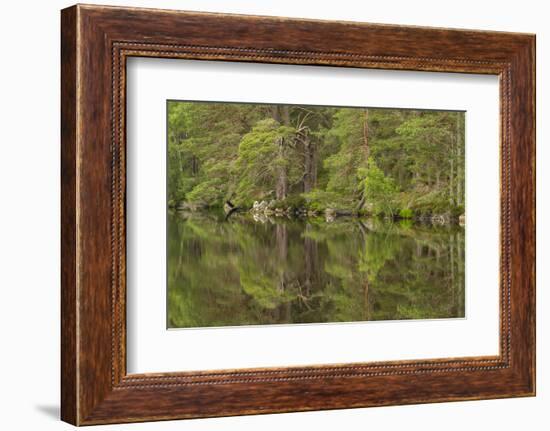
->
61;4;535;425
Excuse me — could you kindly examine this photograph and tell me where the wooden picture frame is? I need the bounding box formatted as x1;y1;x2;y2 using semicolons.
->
61;4;535;425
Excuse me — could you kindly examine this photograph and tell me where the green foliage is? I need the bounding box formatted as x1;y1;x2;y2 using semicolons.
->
278;194;307;210
235;118;297;204
239;269;293;309
302;189;346;211
361;158;398;216
167;102;465;217
399;208;414;219
405;187;458;216
186;178;225;206
323;108;368;200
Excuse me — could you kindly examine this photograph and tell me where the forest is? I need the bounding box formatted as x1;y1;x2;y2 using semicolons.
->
167;101;465;222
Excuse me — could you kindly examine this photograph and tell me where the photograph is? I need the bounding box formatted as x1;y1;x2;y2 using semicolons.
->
44;1;536;426
167;101;466;328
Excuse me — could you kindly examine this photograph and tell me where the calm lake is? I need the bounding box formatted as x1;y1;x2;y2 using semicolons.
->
167;211;465;329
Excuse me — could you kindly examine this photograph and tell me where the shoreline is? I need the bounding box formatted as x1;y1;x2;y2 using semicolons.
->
171;204;465;227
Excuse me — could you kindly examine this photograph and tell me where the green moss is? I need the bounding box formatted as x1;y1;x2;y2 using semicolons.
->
399;208;414;219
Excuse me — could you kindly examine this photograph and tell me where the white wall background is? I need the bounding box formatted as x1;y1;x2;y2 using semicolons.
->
0;0;546;429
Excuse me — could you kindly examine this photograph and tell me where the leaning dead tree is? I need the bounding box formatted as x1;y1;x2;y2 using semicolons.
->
223;200;241;220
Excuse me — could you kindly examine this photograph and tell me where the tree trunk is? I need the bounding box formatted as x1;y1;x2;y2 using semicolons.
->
456;113;464;206
457;232;464;309
416;242;423;257
354;109;370;212
271;105;281;123
450;233;455;300
303;134;317;193
363;109;370;160
176;149;185;175
276;223;288;261
276;137;288;200
357;220;370;320
276;223;288;293
191;155;198;176
355;191;366;212
363;279;370;321
449;114;455;205
272;106;290;200
281;105;291;126
303;223;318;297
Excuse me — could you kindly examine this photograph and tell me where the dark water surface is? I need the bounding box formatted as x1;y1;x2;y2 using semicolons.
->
167;211;465;328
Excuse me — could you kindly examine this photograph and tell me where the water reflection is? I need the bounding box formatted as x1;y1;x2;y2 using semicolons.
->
167;211;465;328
